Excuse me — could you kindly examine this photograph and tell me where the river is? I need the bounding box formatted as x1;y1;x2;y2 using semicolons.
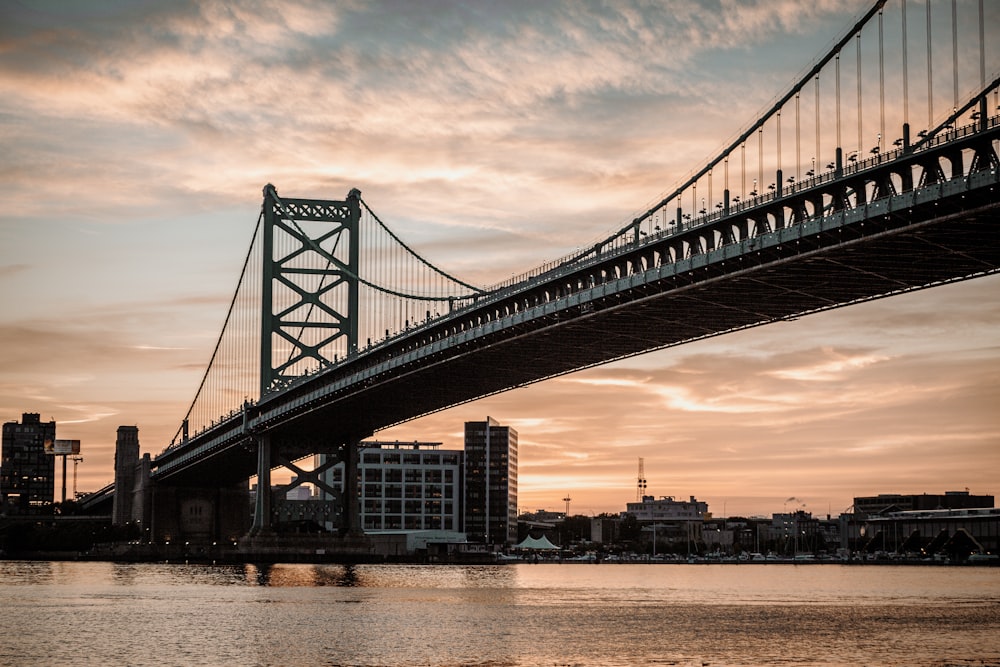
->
1;560;998;666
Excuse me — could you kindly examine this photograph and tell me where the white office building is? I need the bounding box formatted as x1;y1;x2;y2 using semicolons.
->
318;441;464;532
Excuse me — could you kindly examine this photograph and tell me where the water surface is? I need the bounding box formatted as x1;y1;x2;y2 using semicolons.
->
1;561;998;666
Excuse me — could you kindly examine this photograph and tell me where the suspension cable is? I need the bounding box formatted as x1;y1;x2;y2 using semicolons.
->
617;0;886;234
268;190;482;301
360;198;483;293
171;208;264;444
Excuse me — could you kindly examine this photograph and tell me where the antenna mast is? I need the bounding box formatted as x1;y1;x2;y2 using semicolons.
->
636;458;647;501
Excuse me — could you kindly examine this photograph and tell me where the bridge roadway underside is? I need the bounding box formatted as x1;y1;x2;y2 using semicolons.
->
157;174;999;487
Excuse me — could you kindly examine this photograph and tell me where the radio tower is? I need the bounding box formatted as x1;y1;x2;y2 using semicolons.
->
636;458;647;501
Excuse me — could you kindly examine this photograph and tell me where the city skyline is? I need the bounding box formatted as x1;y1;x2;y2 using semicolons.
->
1;0;997;517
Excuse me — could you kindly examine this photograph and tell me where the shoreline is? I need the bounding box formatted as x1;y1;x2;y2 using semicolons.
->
3;551;996;567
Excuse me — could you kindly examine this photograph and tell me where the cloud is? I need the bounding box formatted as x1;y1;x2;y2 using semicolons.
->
0;264;30;278
766;348;889;381
0;1;872;238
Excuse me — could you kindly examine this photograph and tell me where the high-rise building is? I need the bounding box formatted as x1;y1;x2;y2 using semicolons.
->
112;425;140;526
464;417;518;546
316;419;519;545
1;413;56;514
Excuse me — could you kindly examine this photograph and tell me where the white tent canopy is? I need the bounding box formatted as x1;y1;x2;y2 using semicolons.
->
514;534;559;550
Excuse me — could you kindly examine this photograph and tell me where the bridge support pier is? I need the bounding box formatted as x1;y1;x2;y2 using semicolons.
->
250;434;272;535
341;436;363;537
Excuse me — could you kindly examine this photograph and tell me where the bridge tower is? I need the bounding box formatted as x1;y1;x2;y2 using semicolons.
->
251;185;366;537
260;184;361;393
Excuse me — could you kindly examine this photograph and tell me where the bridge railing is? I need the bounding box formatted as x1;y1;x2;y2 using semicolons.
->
436;114;996;327
388;112;997;354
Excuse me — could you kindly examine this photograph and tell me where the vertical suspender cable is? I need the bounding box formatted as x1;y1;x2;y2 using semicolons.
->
741;142;746;198
754;125;764;192
708;169;713;211
815;76;820;172
902;0;909;126
836;53;842;151
777;110;782;179
952;0;959;112
723;158;728;207
927;0;933;128
857;33;863;156
795;93;801;182
878;9;885;149
366;214;371;347
365;212;370;349
372;216;376;346
980;0;986;89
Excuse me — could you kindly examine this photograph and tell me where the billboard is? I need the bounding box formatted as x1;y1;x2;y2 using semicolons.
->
45;439;81;455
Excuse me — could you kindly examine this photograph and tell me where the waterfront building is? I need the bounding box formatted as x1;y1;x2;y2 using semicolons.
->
701;520;735;552
862;507;1000;557
0;413;56;514
520;508;566;523
624;495;708;545
315;418;519;546
464;417;518;546
320;440;464;532
590;515;621;545
854;490;994;518
769;511;820;555
625;495;708;522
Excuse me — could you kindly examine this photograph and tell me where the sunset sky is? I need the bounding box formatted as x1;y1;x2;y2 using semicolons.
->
1;0;997;518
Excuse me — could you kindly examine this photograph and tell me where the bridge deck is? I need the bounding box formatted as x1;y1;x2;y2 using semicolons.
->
154;161;999;486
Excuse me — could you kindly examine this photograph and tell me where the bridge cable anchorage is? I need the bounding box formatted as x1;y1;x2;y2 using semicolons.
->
267;188;484;302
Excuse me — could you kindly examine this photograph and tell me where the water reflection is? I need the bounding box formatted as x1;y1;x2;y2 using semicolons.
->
242;563;360;587
1;561;998;666
234;563;521;590
110;562;139;586
0;559;54;584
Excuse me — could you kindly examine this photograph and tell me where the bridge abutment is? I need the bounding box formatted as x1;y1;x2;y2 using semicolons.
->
142;483;250;547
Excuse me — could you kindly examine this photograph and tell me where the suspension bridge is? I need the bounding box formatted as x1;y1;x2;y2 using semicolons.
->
104;0;999;544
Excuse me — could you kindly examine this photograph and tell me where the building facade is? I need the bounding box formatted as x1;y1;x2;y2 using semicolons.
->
768;511;821;555
854;490;994;517
864;507;1000;558
321;441;464;532
464;417;518;546
624;495;709;545
1;413;56;514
